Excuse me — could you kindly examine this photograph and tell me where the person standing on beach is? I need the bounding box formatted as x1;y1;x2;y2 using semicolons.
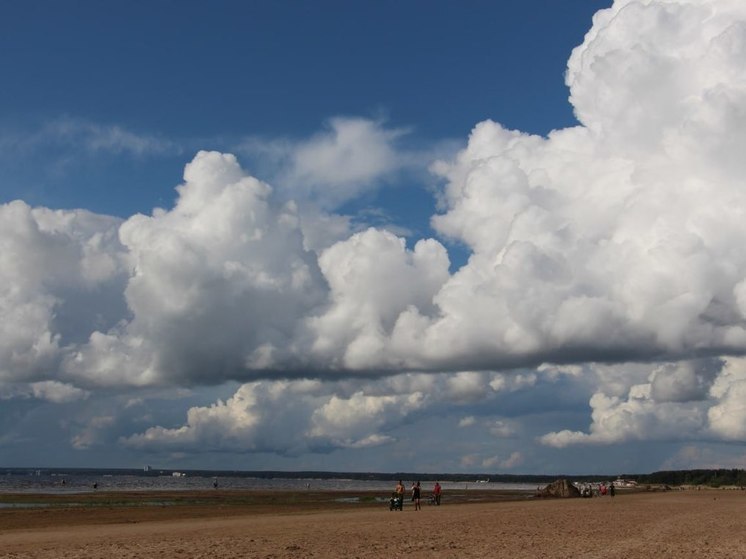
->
609;482;615;498
394;480;405;509
433;481;442;506
412;481;421;511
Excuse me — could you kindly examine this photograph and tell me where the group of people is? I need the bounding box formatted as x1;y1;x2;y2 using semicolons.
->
578;481;616;498
392;480;442;510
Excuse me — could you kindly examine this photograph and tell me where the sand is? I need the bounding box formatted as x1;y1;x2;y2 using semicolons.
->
1;489;745;558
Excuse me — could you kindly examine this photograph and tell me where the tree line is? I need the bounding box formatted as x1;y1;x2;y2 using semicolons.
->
625;469;746;487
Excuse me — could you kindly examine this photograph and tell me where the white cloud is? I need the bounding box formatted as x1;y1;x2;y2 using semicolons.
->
122;370;542;455
445;372;490;404
12;0;746;384
539;386;709;448
124;379;424;453
708;357;746;440
0;200;126;384
238;117;410;210
285;117;404;199
124;383;264;450
5;0;746;463
489;420;516;438
66;151;328;386
415;0;746;369
458;416;476;428
482;451;523;470
0;116;178;158
308;390;424;448
309;227;450;370
540;358;746;447
460;451;525;471
30;381;90;403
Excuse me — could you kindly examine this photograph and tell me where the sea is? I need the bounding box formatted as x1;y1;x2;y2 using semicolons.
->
0;468;537;494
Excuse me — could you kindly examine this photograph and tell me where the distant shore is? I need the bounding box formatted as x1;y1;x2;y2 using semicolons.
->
2;489;746;558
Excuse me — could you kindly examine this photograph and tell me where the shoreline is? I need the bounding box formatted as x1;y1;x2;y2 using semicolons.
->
0;488;534;530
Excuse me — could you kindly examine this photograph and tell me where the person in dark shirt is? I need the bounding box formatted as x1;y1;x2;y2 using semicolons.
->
412;481;421;511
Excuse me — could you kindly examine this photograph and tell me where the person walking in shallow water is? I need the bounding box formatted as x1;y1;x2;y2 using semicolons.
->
412;481;421;511
433;481;442;505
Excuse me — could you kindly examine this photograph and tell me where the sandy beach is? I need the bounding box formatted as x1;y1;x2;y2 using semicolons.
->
1;489;745;558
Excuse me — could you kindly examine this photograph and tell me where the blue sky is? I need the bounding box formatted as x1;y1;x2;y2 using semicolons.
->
1;1;603;216
3;0;746;475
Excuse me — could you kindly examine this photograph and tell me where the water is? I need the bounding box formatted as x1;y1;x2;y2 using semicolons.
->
0;470;536;494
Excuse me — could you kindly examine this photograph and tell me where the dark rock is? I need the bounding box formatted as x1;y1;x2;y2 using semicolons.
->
536;479;581;498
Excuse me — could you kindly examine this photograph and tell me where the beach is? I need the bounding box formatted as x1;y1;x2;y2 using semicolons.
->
1;489;745;558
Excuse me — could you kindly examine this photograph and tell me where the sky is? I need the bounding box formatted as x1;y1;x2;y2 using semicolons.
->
2;0;746;475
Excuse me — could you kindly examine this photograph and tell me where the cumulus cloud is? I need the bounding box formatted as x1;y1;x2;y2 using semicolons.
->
11;0;746;385
284;118;405;201
708;357;746;440
123;379;419;453
125;383;266;451
5;0;746;461
65;151;328;386
0;200;127;385
309;228;450;370
123;370;543;455
481;451;524;470
238;117;410;209
540;386;709;448
30;381;90;403
419;0;746;369
540;358;746;447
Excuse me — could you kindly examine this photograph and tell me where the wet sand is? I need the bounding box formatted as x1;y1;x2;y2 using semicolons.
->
1;489;745;558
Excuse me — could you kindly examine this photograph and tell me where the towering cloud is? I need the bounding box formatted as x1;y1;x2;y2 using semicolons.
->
421;0;746;369
66;151;328;386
